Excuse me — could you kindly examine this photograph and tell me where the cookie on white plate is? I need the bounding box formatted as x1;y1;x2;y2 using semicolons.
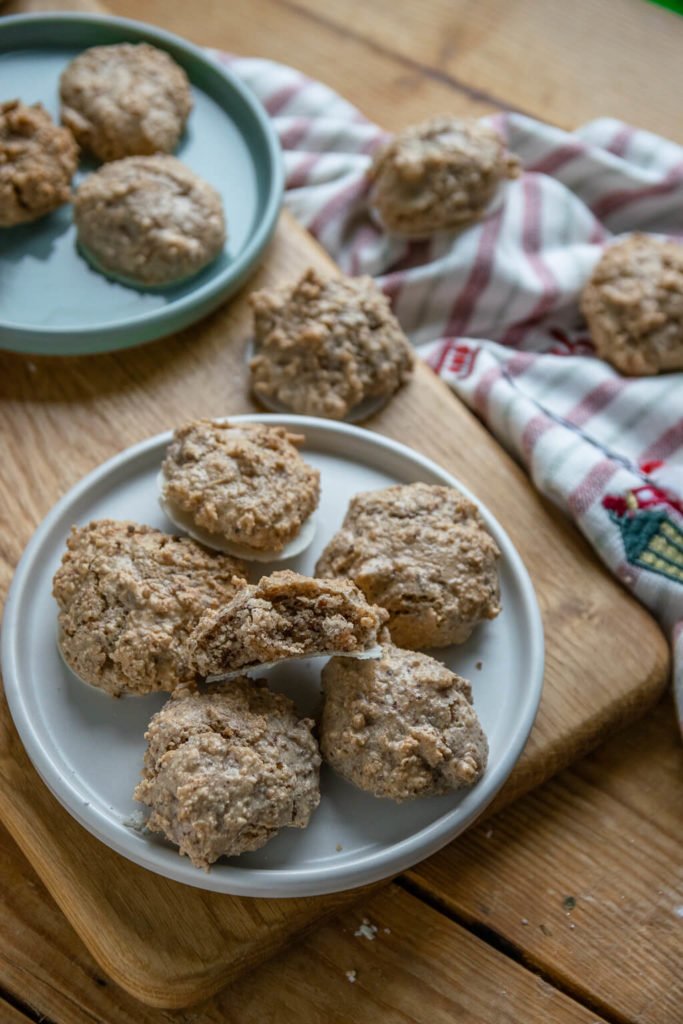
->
135;680;321;869
159;419;320;560
320;643;488;801
52;519;246;697
316;482;501;648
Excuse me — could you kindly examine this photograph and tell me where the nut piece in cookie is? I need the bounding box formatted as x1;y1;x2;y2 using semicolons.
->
368;116;520;237
0;100;78;227
73;155;226;288
249;268;415;420
187;570;388;678
580;234;683;376
159;419;320;559
316;482;501;649
52;520;247;697
60;43;192;162
134;680;321;869
320;644;488;801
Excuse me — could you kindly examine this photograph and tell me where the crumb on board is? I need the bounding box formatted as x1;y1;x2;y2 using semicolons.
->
476;661;482;670
336;843;343;851
354;918;379;940
521;918;529;925
562;895;576;912
345;969;357;983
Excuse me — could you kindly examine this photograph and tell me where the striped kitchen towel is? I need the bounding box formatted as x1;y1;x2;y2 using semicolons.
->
215;53;683;730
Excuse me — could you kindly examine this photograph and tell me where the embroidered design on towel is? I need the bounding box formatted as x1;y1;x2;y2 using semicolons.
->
604;484;683;584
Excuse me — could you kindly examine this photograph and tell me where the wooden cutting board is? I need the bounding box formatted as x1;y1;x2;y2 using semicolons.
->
0;209;670;1009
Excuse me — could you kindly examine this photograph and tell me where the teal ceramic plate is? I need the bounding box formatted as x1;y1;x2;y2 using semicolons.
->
0;13;284;355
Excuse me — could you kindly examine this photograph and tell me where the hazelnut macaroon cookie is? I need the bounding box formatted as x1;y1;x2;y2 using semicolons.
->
187;570;388;678
159;419;320;560
52;520;246;697
73;155;226;287
0;100;78;227
320;644;488;801
580;234;683;375
134;680;321;869
368;116;520;237
249;268;414;420
60;43;192;162
316;483;501;649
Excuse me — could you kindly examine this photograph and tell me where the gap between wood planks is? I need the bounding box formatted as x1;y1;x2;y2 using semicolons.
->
396;876;629;1024
0;864;620;1024
0;985;57;1024
275;0;534;117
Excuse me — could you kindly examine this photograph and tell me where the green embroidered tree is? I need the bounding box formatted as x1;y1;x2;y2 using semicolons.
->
604;489;683;584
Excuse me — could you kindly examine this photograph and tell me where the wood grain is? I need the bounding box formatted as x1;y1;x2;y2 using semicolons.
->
0;0;679;1018
106;0;683;141
0;824;612;1024
2;697;679;1023
0;998;32;1024
0;210;670;1008
4;0;103;12
108;0;499;125
288;0;683;142
407;693;683;1024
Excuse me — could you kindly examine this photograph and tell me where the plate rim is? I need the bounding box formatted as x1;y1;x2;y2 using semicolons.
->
1;415;545;897
0;12;284;353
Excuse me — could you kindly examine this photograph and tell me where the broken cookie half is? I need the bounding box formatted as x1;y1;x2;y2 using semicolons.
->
186;570;388;679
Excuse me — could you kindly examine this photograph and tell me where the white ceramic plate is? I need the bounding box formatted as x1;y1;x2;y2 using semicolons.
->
1;415;544;897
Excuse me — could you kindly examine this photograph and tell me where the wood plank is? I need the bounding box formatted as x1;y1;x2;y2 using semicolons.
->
0;0;675;1011
0;829;611;1024
105;0;498;125
0;209;669;1008
277;0;683;143
0;200;670;1011
103;0;683;141
4;0;102;12
0;998;34;1024
406;693;683;1024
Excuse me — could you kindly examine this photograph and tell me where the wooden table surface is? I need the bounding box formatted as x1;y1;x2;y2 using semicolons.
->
2;1;683;1022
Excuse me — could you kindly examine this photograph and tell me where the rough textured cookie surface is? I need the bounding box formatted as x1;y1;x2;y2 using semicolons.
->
580;234;683;375
187;570;388;677
368;116;520;237
53;520;246;697
161;419;320;553
60;43;192;162
0;100;78;227
249;268;415;419
316;483;501;648
134;680;321;868
73;155;225;287
321;644;488;801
